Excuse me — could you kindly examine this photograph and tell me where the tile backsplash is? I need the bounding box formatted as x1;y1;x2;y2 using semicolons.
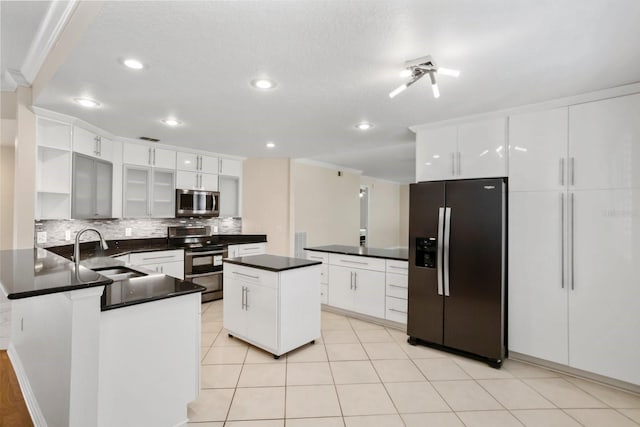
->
35;217;242;248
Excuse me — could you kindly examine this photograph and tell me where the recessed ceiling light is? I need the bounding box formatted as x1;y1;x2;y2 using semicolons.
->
123;58;144;70
74;97;100;108
266;142;276;148
355;122;373;131
251;79;276;90
162;118;182;127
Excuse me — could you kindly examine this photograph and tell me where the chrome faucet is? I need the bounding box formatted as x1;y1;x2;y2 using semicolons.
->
74;228;109;271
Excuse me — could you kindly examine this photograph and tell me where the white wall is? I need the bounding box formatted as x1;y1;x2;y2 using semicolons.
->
242;158;292;256
399;184;409;247
292;162;360;247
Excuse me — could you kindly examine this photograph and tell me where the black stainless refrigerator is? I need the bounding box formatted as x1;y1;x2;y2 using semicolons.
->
407;178;506;367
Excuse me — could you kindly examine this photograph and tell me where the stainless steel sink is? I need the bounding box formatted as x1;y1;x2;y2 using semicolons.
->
93;266;148;281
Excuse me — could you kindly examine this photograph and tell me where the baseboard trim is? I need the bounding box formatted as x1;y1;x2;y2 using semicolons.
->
8;344;47;426
321;305;406;332
509;351;640;395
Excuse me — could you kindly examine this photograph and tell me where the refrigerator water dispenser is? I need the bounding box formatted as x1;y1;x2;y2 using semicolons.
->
415;237;437;268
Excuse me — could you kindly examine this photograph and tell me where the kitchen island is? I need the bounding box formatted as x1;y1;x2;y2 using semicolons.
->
223;254;321;358
0;248;205;427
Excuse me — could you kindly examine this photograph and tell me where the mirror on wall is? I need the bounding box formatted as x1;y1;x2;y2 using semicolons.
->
359;185;369;247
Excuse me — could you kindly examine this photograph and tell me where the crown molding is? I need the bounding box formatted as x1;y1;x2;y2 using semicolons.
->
20;0;79;85
410;81;640;133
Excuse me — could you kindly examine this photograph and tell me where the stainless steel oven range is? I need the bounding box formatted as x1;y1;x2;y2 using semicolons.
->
168;225;227;302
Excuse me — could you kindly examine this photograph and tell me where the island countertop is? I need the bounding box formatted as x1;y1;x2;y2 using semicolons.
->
224;254;321;272
0;248;112;300
305;245;409;261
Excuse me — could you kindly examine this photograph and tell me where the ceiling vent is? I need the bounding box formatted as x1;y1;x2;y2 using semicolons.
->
139;136;160;142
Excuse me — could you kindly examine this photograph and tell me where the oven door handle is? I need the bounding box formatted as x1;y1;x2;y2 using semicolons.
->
185;271;222;279
186;250;225;256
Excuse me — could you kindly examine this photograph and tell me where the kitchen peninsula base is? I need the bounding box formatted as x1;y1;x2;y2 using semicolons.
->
223;255;321;358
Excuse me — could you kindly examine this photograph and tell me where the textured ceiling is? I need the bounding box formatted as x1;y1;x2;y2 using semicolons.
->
21;1;640;182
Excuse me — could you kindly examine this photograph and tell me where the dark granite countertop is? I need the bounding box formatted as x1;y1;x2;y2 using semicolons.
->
0;248;112;300
224;254;321;272
46;234;268;260
305;245;409;261
0;248;205;309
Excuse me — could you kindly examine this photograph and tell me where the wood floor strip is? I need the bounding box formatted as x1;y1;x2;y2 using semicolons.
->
0;350;33;427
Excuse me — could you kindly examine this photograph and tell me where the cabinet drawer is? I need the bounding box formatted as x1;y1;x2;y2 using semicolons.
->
320;284;328;305
129;249;184;265
306;251;328;263
386;296;407;324
224;263;278;289
386;260;408;275
329;253;385;272
237;243;266;257
385;273;408;299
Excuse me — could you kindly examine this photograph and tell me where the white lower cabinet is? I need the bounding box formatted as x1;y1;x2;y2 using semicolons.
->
385;260;408;324
328;265;385;318
223;262;320;356
306;251;329;304
508;191;568;365
509;188;640;385
569;189;640;384
228;242;266;258
128;249;184;280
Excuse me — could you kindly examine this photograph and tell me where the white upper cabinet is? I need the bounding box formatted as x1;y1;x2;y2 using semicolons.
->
73;126;113;161
416;126;457;181
509;108;569;191
569;93;640;190
415;118;507;182
456;117;507;179
200;155;220;174
176;152;198;171
123;143;176;169
220;158;242;177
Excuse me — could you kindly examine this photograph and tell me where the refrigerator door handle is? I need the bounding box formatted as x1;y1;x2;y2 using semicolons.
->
443;207;452;297
437;207;445;296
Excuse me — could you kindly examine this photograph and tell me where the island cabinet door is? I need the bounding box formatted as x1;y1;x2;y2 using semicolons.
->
246;283;278;351
223;276;248;337
352;268;386;318
328;265;355;311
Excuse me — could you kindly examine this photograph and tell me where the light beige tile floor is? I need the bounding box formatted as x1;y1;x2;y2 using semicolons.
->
188;300;640;426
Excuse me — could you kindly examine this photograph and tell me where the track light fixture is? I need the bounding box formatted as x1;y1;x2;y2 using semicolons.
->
389;55;459;99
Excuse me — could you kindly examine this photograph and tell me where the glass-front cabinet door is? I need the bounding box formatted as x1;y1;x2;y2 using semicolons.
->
124;166;150;217
152;169;175;217
72;153;113;219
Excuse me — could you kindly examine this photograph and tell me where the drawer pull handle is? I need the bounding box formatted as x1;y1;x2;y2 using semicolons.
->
388;308;407;314
341;259;368;265
309;256;324;260
389;265;407;270
233;271;260;280
141;255;176;260
388;284;407;289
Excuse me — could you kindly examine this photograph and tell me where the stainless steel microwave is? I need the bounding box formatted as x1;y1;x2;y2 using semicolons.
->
175;189;219;217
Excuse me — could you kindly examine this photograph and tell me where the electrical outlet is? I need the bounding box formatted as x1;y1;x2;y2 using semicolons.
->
65;230;71;241
36;231;47;244
125;228;132;237
213;226;219;233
